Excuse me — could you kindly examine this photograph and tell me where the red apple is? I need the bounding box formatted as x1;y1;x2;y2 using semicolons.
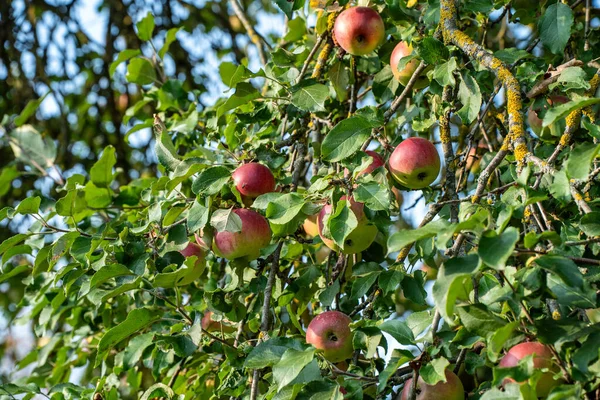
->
390;41;429;88
306;311;354;363
333;6;385;56
401;370;465;400
232;162;276;199
499;342;559;397
213;208;272;260
389;137;440;189
527;95;569;142
317;196;378;254
303;214;320;238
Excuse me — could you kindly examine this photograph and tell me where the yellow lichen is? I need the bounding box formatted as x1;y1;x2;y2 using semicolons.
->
552;310;561;320
471;195;480;204
514;142;529;163
559;133;570;146
439;114;451;144
565;110;581;131
326;12;336;32
573;191;583;201
312;41;333;79
582;107;596;124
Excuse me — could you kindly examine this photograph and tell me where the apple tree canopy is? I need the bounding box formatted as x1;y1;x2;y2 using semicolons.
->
1;0;600;398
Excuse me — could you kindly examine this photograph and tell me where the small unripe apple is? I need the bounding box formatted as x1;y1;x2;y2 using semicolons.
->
390;41;429;89
499;342;559;397
306;311;354;363
303;214;320;238
317;196;378;254
213;208;272;260
232;162;276;199
333;6;385;56
527;95;569;142
389;137;440;189
401;370;465;400
179;242;206;266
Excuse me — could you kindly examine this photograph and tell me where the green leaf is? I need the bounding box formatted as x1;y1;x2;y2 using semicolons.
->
478;227;519;270
266;193;305;225
328;200;358;248
273;348;315;390
210;208;242;233
378;269;404;295
579;211;600;237
219;62;254;88
16;196;40;215
136;12;155;41
351;271;380;300
90;145;116;187
154;129;181;171
187;200;209;233
110;49;141;76
244;337;304;369
542;97;600;127
126;58;157;85
140;383;174;400
487;321;519;363
457;71;482;124
565;143;600;180
329;61;350;101
90;264;135;290
122;332;154;369
416;37;449;65
494;48;533;65
9;125;57;170
56;189;86;217
319;280;340;308
321;116;377;162
432;254;481;323
0;265;30;284
14;93;49;127
406;310;434;338
0;166;19;197
97;308;160;361
433;57;458;87
387;220;449;254
549;67;591;91
379;320;415;345
192;166;230;195
538;3;573;55
535;256;583;289
456;304;506;337
159;27;181;59
217;82;260;118
291;82;328;112
273;0;305;20
353;182;391;211
420;357;450;385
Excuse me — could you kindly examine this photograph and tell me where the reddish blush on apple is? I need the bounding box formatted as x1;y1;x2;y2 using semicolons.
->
401;370;465;400
333;7;385;56
389;137;440;189
213;208;271;261
499;342;560;397
390;41;429;89
306;311;354;363
232;162;276;201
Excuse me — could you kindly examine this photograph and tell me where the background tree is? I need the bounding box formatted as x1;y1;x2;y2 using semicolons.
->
1;0;600;399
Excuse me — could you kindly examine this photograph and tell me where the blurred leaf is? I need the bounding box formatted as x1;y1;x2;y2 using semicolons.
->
90;145;116;187
565;143;600;180
539;3;573;55
9;125;57;170
126;58;157;85
217;82;260;117
136;12;155;41
14;93;49;127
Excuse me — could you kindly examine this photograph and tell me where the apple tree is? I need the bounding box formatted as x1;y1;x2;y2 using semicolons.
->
1;0;600;399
